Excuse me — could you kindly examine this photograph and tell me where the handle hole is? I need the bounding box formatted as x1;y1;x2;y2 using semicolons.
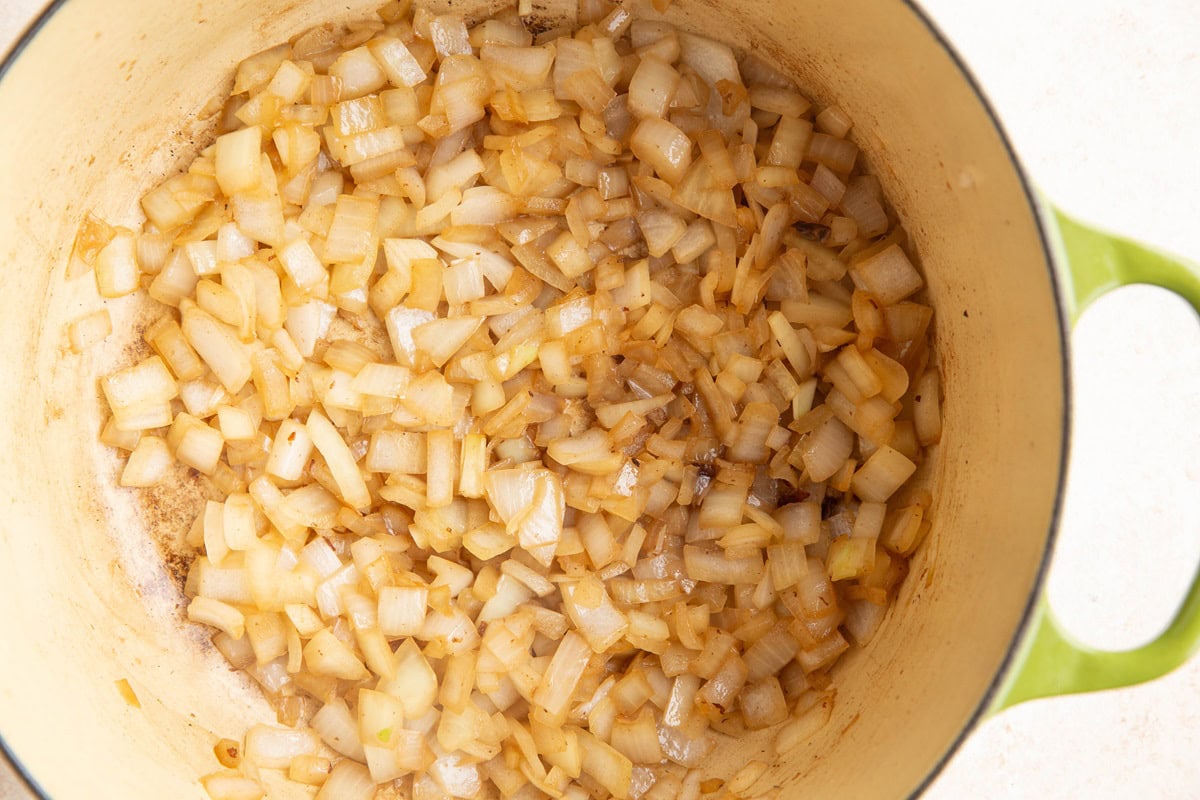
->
1050;284;1200;650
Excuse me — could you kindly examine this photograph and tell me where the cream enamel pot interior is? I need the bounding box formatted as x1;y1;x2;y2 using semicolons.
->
0;0;1187;797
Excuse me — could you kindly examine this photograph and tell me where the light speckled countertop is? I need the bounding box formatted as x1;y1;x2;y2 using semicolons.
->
2;1;1198;797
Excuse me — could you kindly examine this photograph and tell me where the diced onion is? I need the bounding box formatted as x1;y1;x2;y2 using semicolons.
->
244;725;320;769
215;126;264;196
311;699;366;761
306;409;371;509
848;243;924;305
93;8;943;800
739;678;789;729
303;629;370;680
532;630;590;726
851;446;917;503
913;368;943;446
95;230;141;298
377;581;428;635
187;596;245;640
68;309;113;353
200;773;264;800
315;760;375;800
120;435;173;487
290;755;333;786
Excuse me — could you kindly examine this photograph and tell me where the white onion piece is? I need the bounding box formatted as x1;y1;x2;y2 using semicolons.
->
419;605;480;654
801;416;854;483
484;469;563;567
913;369;943;446
200;773;263;800
311;698;366;761
303;629;369;680
532;630;591;725
306;409;371;509
368;36;427;87
561;575;629;653
243;725;320;769
378;585;428;637
429;751;483;799
120;435;172;487
314;760;375;800
94;230;140;298
656;723;714;769
852;446;918;503
848;243;924;305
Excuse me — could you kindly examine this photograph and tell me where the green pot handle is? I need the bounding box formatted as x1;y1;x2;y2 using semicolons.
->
993;206;1200;711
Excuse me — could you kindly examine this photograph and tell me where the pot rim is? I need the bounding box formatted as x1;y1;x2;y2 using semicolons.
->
895;4;1071;794
0;1;1072;797
0;0;67;792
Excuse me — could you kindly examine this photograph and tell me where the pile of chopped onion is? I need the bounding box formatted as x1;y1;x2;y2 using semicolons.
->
84;1;942;798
